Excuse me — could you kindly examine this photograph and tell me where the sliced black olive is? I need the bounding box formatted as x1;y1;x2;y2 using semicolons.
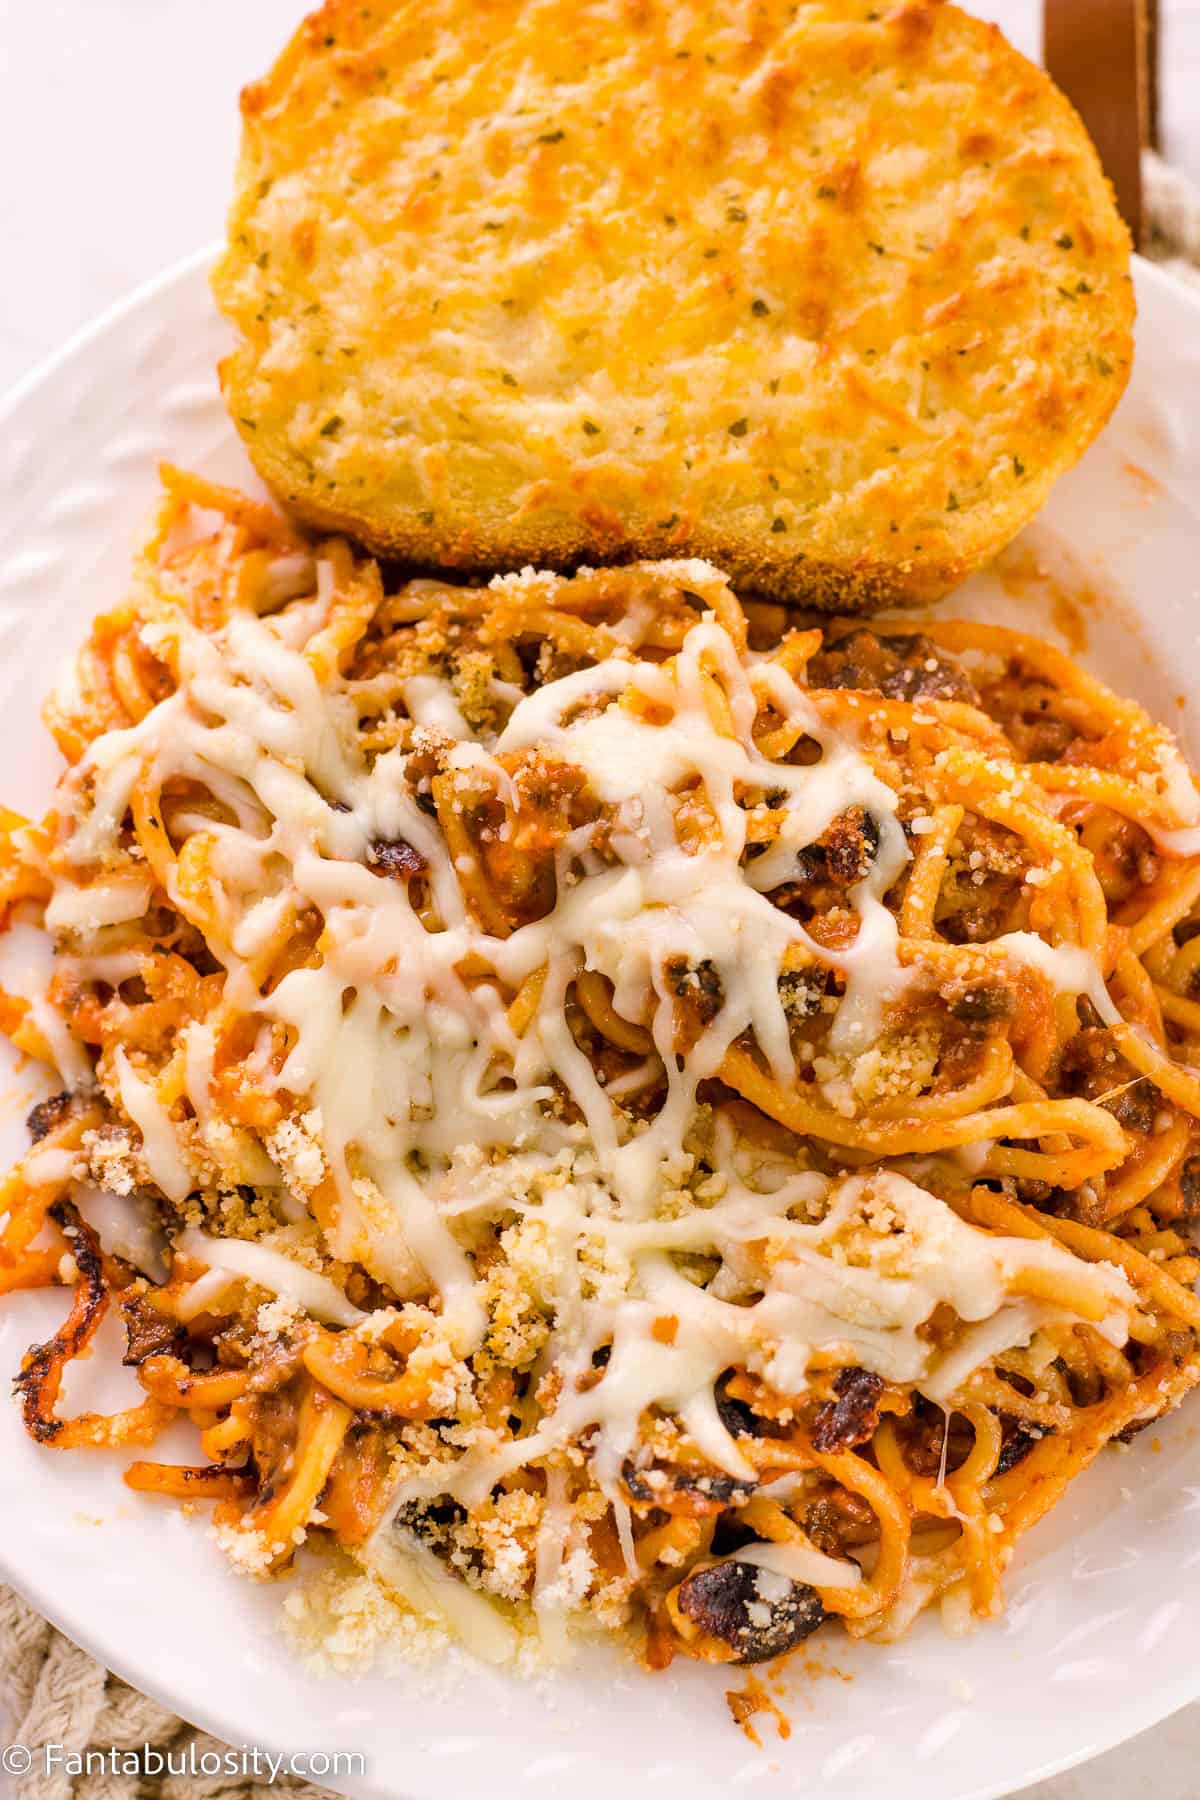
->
993;1420;1043;1474
622;1457;755;1513
777;965;832;1021
714;1369;761;1438
675;1559;826;1663
713;1369;788;1441
26;1091;73;1143
855;809;882;867
665;957;723;1023
393;1496;466;1547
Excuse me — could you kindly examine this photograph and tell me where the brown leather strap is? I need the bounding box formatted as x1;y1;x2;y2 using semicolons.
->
1043;0;1158;246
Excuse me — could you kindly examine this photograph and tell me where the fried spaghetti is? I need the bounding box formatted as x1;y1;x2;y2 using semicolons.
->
3;467;1200;1671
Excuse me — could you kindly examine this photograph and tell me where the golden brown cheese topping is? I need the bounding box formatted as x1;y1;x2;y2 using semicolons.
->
214;0;1133;608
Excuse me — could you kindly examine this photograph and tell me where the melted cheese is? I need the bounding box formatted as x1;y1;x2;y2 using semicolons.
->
114;1047;192;1203
75;1183;167;1282
364;1529;519;1665
176;1227;365;1327
61;593;926;1326
383;1166;1134;1518
736;1537;863;1591
995;931;1119;1025
45;872;154;933
45;569;1137;1585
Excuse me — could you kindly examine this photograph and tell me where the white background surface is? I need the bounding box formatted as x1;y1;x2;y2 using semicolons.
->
1;3;1199;1797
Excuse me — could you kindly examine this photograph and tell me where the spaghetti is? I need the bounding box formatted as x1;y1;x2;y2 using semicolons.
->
2;467;1200;1672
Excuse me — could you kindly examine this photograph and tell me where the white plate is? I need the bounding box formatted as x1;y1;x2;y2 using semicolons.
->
1;250;1199;1800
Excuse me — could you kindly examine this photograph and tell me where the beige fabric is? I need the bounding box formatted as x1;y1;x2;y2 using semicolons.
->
1;145;1199;1800
0;1588;332;1800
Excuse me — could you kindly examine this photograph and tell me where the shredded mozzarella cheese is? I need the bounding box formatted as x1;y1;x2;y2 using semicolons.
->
48;573;1136;1612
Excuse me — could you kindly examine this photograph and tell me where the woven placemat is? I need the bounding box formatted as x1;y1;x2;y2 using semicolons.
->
0;1588;328;1800
2;150;1199;1800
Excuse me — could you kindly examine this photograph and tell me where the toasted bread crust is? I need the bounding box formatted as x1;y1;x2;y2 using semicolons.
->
214;0;1133;609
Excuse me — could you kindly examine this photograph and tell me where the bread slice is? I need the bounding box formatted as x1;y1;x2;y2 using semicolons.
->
213;0;1133;609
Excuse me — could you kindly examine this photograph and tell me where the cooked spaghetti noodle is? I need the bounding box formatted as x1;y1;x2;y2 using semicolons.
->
3;468;1200;1672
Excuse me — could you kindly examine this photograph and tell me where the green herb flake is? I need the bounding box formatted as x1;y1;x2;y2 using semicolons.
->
1096;355;1114;376
1019;223;1032;241
728;417;750;438
816;185;837;199
1013;455;1025;476
768;473;780;490
751;298;770;317
658;514;679;530
946;491;960;511
581;419;601;435
768;378;780;395
868;241;886;256
537;129;565;143
320;416;343;438
501;373;518;387
771;517;787;533
727;205;748;222
703;247;720;259
1056;233;1074;249
418;511;434;525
